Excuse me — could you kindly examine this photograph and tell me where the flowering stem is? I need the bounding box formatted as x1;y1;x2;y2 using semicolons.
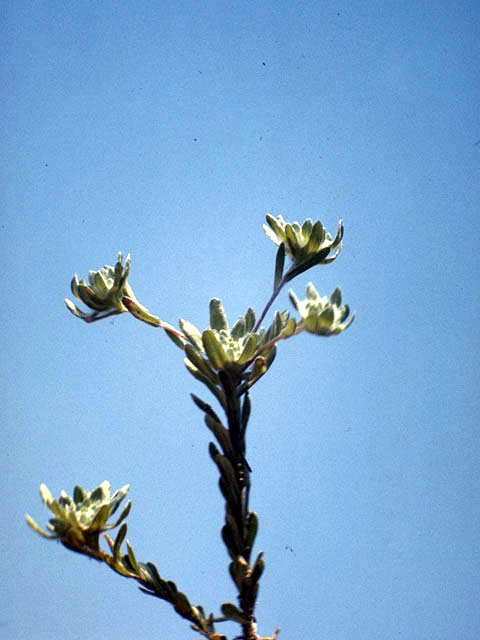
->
253;274;288;333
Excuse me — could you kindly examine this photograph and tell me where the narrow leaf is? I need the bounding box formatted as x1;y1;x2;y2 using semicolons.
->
230;316;246;339
284;224;299;258
205;415;234;458
244;307;256;331
164;327;186;349
273;242;285;291
64;298;91;320
184;360;224;405
237;333;258;365
174;592;192;618
106;500;131;530
202;329;228;369
330;287;342;306
179;318;203;350
122;296;162;327
185;344;218;382
190;394;221;422
221;603;248;624
241;393;251;436
209;298;229;331
113;522;127;557
126;541;139;573
244;511;259;550
304;220;326;255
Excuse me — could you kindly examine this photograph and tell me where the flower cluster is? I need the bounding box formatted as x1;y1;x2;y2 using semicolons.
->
264;214;343;269
26;481;131;551
289;283;354;336
178;298;296;402
65;252;134;322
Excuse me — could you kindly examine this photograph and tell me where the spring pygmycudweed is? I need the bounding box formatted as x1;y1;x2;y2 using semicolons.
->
29;214;355;640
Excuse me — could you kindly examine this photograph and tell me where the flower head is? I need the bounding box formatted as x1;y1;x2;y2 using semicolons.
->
26;481;131;551
65;252;134;322
178;299;296;402
264;214;343;268
289;283;354;336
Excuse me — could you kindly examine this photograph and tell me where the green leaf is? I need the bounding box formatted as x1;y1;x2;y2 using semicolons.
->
166;580;179;598
73;486;86;505
122;297;162;327
202;329;228;369
230;316;246;339
283;246;331;281
164;327;186;349
190;394;221;422
284;223;299;258
301;218;313;237
288;289;300;312
218;476;240;512
213;453;238;493
70;274;81;299
90;483;108;503
250;551;265;585
221;603;248;624
304;220;326;255
281;317;297;338
317;306;335;328
205;415;234;458
244;307;256;332
64;298;91;320
339;303;350;323
237;333;258;365
184;344;218;382
106;500;131;530
244;511;259;550
241;393;251;436
221;525;238;560
273;242;285;291
225;514;244;556
174;592;192;618
331;219;344;248
113;522;127;557
126;541;139;573
90;504;110;531
144;562;167;596
265;213;284;239
109;484;130;515
179;319;203;351
330;287;342;306
93;270;109;294
25;514;57;539
77;283;106;310
209;298;229;331
229;556;249;589
184;360;224;405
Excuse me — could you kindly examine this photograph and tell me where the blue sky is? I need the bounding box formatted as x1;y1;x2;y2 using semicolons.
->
2;2;479;639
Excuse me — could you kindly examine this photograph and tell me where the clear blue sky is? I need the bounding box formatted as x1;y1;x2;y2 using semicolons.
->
2;2;479;639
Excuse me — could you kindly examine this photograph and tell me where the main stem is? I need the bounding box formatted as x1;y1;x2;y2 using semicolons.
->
219;371;258;639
